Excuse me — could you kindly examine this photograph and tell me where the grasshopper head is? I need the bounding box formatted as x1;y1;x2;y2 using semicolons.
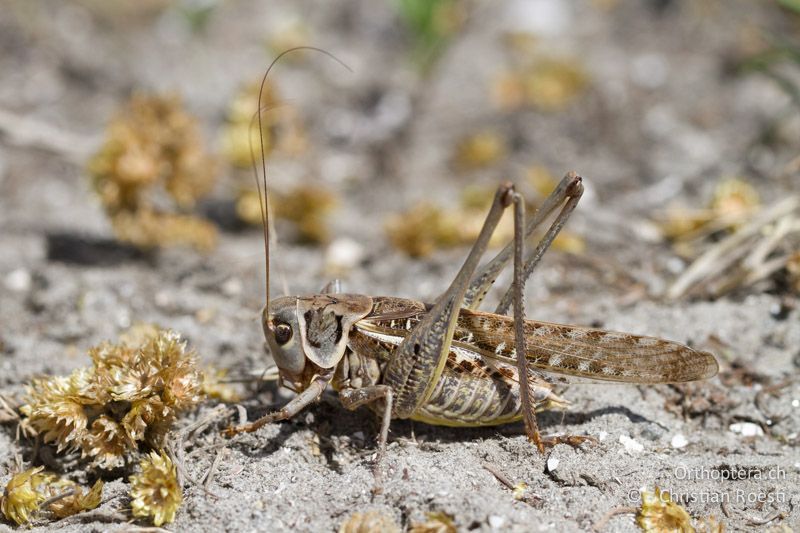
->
263;294;372;391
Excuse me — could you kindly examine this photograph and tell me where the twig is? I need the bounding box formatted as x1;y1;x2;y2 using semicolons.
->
218;366;281;384
745;510;784;526
482;462;515;489
168;405;234;488
121;526;172;533
57;508;128;524
201;446;227;491
593;506;637;532
40;488;76;510
754;377;797;423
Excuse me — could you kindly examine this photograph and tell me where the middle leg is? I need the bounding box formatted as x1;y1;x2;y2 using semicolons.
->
339;385;393;492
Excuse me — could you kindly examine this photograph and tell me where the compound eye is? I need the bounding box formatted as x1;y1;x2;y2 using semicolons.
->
274;323;293;345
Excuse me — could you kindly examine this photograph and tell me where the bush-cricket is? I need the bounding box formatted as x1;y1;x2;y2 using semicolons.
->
223;48;720;490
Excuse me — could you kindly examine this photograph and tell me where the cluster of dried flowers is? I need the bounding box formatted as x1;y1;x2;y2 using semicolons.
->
130;451;182;527
88;94;218;251
0;467;102;525
21;326;203;470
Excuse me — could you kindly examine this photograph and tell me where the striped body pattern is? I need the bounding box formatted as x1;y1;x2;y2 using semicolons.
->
334;296;717;427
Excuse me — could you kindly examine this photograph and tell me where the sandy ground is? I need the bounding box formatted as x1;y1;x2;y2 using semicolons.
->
1;1;799;531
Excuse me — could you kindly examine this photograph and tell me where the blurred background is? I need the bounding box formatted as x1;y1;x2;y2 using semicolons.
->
1;3;799;530
1;0;798;365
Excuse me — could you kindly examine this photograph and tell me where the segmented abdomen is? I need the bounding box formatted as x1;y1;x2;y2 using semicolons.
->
412;360;523;427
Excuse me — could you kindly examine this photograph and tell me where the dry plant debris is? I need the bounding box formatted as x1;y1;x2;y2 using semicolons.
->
659;178;761;248
0;467;103;525
661;178;800;299
237;184;337;244
338;510;401;533
637;487;694;532
386;178;585;257
88;93;217;251
220;80;307;168
452;131;508;171
201;365;242;403
409;511;458;533
130;450;182;527
493;56;589;112
21;326;204;469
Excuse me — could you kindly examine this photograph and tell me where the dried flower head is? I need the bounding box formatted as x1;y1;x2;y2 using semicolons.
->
512;481;528;501
238;184;337;244
339;510;401;533
409;511;458;533
637;487;694;533
48;479;104;520
220;80;307;168
453;131;507;171
130;451;182;526
385;202;461;258
493;58;588;112
0;467;103;525
0;467;48;525
22;328;203;469
710;178;760;218
659;177;761;244
88;93;217;251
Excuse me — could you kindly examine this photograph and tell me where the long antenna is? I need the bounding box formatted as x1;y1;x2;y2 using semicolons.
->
251;47;351;320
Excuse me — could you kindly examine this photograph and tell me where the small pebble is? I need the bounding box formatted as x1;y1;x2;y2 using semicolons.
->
222;277;243;297
729;422;764;437
546;456;560;472
4;268;31;292
671;433;688;449
488;515;505;529
325;237;365;273
619;435;644;454
597;431;608;442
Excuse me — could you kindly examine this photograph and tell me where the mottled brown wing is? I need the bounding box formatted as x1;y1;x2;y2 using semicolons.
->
359;299;718;384
455;310;719;384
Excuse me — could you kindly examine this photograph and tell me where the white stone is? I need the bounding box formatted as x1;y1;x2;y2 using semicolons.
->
325;237;364;273
670;434;688;449
619;434;644;454
222;277;243;296
546;456;560;472
4;268;31;292
488;515;506;529
729;422;764;437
